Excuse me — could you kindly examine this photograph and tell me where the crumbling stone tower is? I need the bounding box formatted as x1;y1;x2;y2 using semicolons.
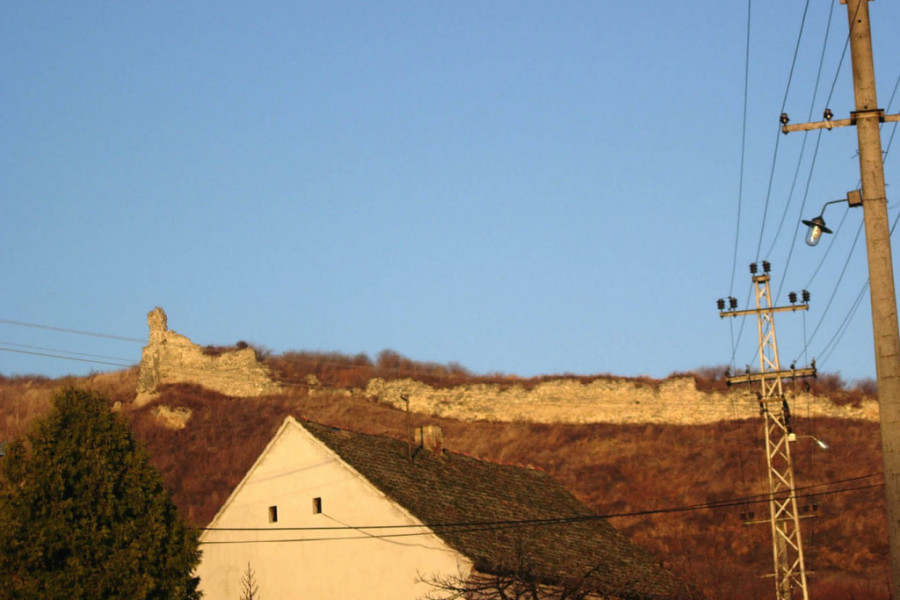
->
135;307;281;405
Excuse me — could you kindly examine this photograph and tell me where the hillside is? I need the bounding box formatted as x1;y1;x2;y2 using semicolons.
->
0;357;889;600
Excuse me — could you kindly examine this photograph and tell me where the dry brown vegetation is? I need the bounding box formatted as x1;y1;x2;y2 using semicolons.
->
264;349;666;391
0;354;889;600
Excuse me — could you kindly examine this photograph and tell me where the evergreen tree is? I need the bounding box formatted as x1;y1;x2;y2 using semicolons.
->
0;388;201;599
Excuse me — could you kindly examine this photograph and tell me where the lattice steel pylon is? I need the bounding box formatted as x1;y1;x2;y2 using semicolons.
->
719;263;816;600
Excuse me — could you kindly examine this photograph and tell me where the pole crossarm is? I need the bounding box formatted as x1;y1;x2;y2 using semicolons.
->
781;110;900;134
721;304;809;318
726;367;816;388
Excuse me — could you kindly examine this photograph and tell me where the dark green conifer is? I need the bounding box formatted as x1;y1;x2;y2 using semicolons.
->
0;388;201;599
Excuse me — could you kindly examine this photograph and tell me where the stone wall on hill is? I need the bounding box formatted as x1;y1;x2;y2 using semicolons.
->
362;377;878;425
135;307;281;405
128;306;877;424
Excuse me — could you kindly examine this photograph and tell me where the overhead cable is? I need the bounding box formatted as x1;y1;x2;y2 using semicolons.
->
754;0;813;262
0;318;144;343
0;346;134;367
730;0;753;297
767;0;837;276
199;476;883;545
0;340;134;363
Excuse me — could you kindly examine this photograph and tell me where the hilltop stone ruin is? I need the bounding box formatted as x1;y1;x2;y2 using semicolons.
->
135;307;281;405
129;309;878;425
364;376;879;425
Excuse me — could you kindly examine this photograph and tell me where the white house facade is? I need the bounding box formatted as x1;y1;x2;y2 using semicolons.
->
197;418;470;599
196;417;689;600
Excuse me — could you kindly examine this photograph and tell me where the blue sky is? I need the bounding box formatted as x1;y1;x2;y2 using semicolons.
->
2;1;900;384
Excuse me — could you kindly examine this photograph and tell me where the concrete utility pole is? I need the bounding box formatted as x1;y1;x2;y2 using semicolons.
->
721;263;815;600
784;1;900;596
848;3;900;596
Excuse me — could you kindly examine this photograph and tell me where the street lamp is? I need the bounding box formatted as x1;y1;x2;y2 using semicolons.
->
801;190;862;246
801;215;832;247
787;433;829;450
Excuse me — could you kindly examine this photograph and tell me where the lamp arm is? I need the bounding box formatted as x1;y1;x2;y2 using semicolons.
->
818;198;849;218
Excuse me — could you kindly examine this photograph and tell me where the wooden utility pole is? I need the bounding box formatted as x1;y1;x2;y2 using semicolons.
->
784;1;900;596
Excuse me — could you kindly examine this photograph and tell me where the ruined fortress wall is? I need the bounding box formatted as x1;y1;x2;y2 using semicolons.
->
130;308;877;424
135;308;281;405
364;377;879;425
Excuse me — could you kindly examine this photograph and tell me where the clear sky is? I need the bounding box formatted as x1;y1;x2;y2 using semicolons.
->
3;2;899;384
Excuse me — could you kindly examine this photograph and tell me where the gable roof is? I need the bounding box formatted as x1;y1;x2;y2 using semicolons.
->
297;419;689;599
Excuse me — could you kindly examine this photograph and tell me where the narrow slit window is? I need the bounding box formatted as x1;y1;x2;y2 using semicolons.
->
268;505;278;523
313;497;322;514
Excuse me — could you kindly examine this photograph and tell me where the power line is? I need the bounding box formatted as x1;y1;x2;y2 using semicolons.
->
824;1;853;107
803;208;900;370
883;75;900;156
818;282;869;368
750;3;889;376
794;82;900;370
727;0;754;379
730;3;816;374
0;340;135;363
0;319;144;343
795;218;866;362
754;0;813;262
0;346;134;368
766;0;837;274
730;0;753;297
757;2;846;308
199;474;883;545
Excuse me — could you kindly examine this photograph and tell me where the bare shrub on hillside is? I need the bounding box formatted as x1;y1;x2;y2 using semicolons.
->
810;372;870;407
125;384;298;525
264;350;750;393
122;381;887;600
202;341;270;362
126;383;413;526
816;372;846;395
673;366;872;404
674;365;731;393
853;377;877;397
436;417;885;600
418;531;653;600
0;376;59;441
810;577;890;600
265;351;374;388
0;369;139;443
83;366;139;404
265;349;474;389
374;349;472;386
0;358;886;600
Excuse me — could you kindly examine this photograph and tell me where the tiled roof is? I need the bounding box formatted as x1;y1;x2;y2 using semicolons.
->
301;420;690;599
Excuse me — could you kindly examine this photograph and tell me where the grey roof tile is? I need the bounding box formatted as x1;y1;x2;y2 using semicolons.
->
301;420;690;599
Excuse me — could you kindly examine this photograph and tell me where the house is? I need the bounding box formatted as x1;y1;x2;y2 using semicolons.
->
196;417;689;599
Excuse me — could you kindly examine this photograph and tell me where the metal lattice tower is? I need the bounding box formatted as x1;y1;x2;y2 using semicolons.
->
719;263;816;600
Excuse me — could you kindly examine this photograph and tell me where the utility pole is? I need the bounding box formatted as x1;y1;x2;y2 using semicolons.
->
782;2;900;596
402;394;412;462
720;262;816;600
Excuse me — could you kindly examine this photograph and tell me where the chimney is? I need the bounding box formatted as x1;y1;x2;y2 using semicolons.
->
416;425;443;456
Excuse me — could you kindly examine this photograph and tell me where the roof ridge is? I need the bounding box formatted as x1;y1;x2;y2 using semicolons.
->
287;416;686;598
296;416;546;471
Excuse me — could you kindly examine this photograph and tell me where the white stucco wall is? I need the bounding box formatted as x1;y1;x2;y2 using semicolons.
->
197;418;471;599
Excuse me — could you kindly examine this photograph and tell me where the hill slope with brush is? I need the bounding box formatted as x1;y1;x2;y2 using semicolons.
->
0;355;888;600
